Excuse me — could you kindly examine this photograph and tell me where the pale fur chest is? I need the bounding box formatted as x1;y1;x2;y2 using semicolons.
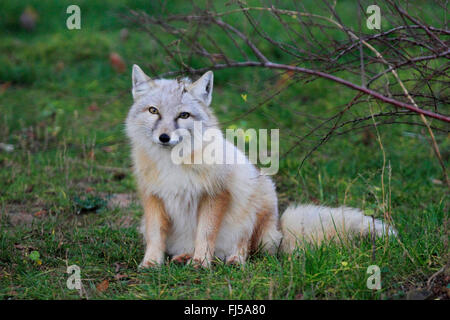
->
132;145;226;198
132;145;229;255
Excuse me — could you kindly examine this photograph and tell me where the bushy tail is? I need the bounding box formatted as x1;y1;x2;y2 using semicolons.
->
279;204;397;253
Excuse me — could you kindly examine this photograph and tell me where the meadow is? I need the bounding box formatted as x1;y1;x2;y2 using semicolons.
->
0;0;448;299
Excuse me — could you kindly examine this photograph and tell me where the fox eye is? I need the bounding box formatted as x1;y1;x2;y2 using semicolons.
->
179;112;190;119
148;106;159;114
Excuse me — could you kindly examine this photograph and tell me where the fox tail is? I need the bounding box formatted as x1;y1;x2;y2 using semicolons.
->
279;204;397;253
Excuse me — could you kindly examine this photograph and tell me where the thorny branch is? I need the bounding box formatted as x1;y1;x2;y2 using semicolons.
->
125;0;449;183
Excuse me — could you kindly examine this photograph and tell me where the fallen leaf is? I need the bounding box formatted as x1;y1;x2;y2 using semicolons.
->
114;274;129;281
295;293;303;300
14;243;36;252
87;150;95;160
34;210;47;217
88;102;99;112
96;279;109;293
109;52;126;73
309;197;320;205
0;82;11;94
275;66;295;88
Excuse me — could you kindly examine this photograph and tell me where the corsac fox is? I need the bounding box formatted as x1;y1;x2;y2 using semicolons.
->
126;64;396;268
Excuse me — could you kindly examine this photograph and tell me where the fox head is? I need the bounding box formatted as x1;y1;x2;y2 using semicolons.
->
126;64;217;149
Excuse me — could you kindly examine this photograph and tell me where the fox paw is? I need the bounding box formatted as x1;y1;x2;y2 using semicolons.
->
226;255;246;266
171;253;192;264
188;257;211;269
138;259;162;269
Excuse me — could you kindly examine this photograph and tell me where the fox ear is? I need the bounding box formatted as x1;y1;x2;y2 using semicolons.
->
188;71;214;106
132;64;153;100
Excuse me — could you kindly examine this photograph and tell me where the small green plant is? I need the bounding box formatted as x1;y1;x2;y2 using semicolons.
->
28;251;42;265
73;195;107;215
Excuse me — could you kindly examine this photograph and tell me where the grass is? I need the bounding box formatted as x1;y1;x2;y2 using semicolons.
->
0;0;448;300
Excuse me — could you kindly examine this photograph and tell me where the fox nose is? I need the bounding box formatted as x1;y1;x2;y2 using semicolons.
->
159;133;170;143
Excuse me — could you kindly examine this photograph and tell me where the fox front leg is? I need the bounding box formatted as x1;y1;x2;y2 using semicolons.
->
139;194;170;268
191;191;231;268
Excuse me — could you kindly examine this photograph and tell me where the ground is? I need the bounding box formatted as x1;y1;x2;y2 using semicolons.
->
0;0;448;299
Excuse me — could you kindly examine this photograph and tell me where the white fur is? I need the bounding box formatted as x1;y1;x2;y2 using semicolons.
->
280;204;397;252
126;65;396;266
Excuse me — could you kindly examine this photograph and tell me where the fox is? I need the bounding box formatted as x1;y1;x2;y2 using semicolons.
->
126;64;396;268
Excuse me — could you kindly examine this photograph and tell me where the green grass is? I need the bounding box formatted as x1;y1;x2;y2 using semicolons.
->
0;0;448;300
